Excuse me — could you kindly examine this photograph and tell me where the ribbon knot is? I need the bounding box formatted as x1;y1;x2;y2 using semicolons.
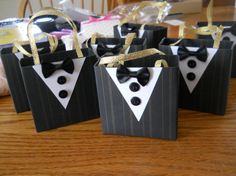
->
116;65;150;86
42;57;74;78
129;71;138;77
177;45;208;62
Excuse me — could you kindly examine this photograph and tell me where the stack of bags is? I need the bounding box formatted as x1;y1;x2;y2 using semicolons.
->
0;0;234;141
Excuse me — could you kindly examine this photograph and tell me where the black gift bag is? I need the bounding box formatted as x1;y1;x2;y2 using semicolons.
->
19;8;99;132
197;21;236;77
159;38;233;115
1;39;65;113
94;49;179;140
84;34;147;58
113;23;167;49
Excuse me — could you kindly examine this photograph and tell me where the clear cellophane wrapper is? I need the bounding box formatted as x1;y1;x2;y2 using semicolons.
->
109;2;172;24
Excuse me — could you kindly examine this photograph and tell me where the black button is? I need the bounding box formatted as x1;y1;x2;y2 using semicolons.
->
57;76;66;85
188;60;197;68
187;72;196;81
59;90;68;98
223;36;230;41
131;97;141;106
129;82;140;92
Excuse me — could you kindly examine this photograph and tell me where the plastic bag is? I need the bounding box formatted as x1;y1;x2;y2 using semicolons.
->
59;0;96;22
109;1;172;24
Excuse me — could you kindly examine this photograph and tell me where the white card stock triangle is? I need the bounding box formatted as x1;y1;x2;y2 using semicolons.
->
171;46;217;93
106;67;162;121
33;58;85;109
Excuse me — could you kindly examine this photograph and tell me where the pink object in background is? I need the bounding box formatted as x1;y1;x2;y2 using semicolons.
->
50;29;73;39
81;15;120;38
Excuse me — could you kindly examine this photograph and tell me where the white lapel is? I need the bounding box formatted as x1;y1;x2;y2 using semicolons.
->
33;58;85;109
106;67;162;121
171;46;218;93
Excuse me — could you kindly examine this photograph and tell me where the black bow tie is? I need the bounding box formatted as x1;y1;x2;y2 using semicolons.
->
41;58;74;78
177;45;208;62
121;24;139;36
116;65;150;86
223;23;236;36
97;43;123;57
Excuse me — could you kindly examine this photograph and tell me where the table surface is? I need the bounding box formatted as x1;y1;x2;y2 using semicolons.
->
1;6;236;176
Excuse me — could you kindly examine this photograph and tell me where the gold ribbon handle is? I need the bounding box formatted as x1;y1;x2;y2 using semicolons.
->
99;48;165;67
28;7;83;65
170;23;186;46
171;0;222;49
207;0;213;28
194;0;222;48
196;0;218;35
213;25;224;48
121;33;136;54
12;32;58;56
90;32;105;45
155;59;168;67
140;24;146;30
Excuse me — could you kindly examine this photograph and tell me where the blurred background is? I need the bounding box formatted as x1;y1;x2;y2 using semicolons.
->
0;0;235;20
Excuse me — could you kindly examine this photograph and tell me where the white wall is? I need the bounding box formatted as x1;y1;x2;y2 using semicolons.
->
0;0;107;20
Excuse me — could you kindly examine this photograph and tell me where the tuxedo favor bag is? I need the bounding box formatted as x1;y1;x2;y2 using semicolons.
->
113;23;167;49
159;38;233;115
197;21;236;77
85;34;147;58
1;39;65;113
19;8;99;132
94;49;179;140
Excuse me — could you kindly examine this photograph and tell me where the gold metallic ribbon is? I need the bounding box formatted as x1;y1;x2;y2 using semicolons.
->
99;48;166;67
170;23;186;46
194;0;222;48
27;7;83;65
212;25;224;48
140;24;146;30
195;0;224;48
120;33;136;53
120;1;169;25
90;32;105;45
154;59;168;68
12;32;58;56
196;0;217;35
171;0;222;48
